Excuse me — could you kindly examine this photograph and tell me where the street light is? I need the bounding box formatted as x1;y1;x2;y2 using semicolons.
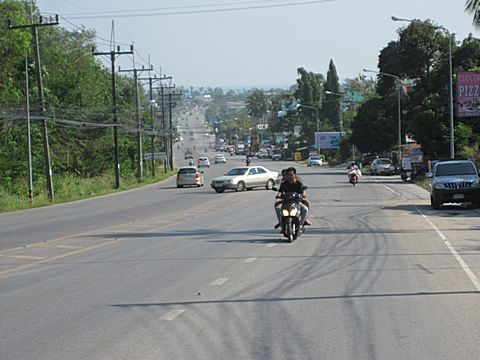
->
363;68;402;154
298;104;319;132
325;90;344;131
392;16;454;159
298;104;320;155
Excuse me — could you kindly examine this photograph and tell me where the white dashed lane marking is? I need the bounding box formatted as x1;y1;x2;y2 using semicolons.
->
210;278;229;286
244;257;257;263
266;243;277;248
160;310;185;321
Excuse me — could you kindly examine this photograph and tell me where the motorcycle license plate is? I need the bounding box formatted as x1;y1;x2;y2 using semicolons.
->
453;194;464;200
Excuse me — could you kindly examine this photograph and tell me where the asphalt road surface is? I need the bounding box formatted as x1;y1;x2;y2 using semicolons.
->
1;108;479;359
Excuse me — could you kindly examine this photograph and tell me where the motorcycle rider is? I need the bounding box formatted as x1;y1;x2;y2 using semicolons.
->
274;167;311;229
347;161;362;181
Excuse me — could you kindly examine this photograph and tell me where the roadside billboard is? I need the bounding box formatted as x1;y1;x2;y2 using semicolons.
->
457;70;480;117
314;132;346;149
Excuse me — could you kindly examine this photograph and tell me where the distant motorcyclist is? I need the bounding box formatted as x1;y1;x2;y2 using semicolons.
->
246;154;251;166
274;167;311;229
347;161;362;181
347;161;359;171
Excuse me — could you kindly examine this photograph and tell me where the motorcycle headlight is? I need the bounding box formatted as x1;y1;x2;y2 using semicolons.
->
289;208;298;216
282;209;290;216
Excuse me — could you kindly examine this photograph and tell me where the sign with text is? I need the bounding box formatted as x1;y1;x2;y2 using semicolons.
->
314;132;345;149
144;152;166;161
457;70;480;117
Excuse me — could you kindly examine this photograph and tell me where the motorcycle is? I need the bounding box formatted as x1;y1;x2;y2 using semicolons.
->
348;171;359;186
278;191;304;242
347;167;361;186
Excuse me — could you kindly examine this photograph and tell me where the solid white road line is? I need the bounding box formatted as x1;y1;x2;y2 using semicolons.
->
210;278;229;286
160;310;185;321
384;184;479;291
414;205;480;292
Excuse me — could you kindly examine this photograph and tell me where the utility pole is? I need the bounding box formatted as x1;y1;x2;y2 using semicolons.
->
119;65;152;181
168;90;183;171
93;45;133;188
157;82;175;173
139;74;172;177
8;15;59;200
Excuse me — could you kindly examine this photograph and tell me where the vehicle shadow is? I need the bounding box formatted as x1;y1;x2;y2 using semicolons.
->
90;228;288;243
381;203;480;218
109;290;479;308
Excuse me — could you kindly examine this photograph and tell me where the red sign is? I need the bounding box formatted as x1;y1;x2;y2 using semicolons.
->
457;71;480;117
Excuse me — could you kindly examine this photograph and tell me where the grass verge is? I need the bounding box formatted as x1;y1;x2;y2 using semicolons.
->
0;168;175;213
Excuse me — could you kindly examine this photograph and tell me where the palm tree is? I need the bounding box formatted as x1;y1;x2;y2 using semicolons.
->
246;90;269;119
465;0;480;28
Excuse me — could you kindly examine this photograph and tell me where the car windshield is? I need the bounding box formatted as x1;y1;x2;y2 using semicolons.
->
310;156;319;160
226;168;248;176
377;159;392;165
179;168;195;174
435;163;477;176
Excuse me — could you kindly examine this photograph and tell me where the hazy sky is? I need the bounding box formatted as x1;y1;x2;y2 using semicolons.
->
39;0;477;88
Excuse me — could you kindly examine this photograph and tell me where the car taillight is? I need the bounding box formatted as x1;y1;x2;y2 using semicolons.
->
195;172;200;178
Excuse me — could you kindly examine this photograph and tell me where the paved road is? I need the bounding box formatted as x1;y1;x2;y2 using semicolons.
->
1;109;480;359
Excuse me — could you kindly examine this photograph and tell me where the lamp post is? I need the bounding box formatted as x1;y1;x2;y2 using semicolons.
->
299;104;319;155
363;68;402;154
392;16;454;159
325;90;345;132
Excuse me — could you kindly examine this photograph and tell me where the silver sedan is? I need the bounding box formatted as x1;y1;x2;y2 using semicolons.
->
211;166;278;193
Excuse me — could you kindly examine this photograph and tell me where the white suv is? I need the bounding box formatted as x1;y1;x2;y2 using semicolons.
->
197;157;210;168
428;160;480;209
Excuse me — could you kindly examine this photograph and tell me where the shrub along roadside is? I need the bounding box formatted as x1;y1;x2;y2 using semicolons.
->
0;167;175;213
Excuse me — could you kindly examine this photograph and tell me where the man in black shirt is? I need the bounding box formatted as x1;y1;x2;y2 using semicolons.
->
274;167;310;228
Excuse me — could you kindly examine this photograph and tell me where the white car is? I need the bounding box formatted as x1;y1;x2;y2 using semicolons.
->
214;154;226;164
306;156;323;167
176;166;204;188
370;158;394;175
197;156;210;168
210;166;278;193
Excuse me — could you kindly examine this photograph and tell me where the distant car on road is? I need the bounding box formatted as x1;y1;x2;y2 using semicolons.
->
427;160;480;209
271;150;282;161
197;157;210;168
306;156;323;167
176;166;204;188
214;154;226;164
184;151;193;160
211;166;278;193
257;149;269;159
370;158;395;175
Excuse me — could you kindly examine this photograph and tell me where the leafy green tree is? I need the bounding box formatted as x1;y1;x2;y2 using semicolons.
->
465;0;480;28
246;90;269;119
294;67;324;145
341;75;375;132
0;0;32;102
373;20;474;157
350;97;395;153
323;59;342;131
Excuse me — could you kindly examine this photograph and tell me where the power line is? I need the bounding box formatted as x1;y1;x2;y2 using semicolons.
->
61;0;294;16
63;0;336;19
